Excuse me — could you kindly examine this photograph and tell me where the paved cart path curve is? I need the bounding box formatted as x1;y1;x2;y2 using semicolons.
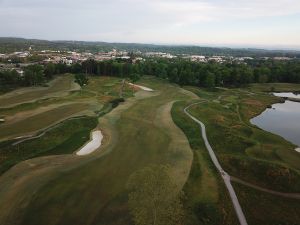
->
184;102;248;225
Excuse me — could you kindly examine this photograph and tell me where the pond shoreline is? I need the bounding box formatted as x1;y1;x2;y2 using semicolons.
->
251;94;300;152
286;97;300;103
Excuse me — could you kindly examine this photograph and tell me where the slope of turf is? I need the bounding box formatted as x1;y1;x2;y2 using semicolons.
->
1;79;299;225
0;117;98;174
0;103;89;140
247;83;300;93
171;101;238;225
0;75;134;142
181;85;300;224
0;75;77;107
233;183;300;225
0;77;194;225
184;86;300;192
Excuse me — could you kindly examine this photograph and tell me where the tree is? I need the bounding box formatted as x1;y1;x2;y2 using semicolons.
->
129;73;141;93
44;63;55;79
55;63;68;74
112;62;123;77
129;73;140;84
24;65;44;86
256;66;271;83
127;165;184;225
155;63;168;78
75;73;89;89
239;66;254;86
71;63;83;74
0;70;21;87
204;72;216;88
169;68;179;83
82;59;97;74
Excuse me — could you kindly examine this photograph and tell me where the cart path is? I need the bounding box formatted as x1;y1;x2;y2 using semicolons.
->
184;102;248;225
231;176;300;200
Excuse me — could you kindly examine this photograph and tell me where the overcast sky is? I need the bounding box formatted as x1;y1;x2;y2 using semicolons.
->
1;0;300;49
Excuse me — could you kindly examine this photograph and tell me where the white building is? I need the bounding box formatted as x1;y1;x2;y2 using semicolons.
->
0;54;7;58
189;55;207;62
61;57;73;65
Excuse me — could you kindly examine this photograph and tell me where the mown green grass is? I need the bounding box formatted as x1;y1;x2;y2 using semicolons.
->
0;76;133;176
0;103;89;140
0;116;98;174
83;76;135;100
0;97;67;115
0;75;75;106
0;74;135;173
248;83;300;93
0;76;134;142
233;182;300;225
14;77;194;225
182;84;300;224
2;79;300;225
186;87;300;192
0;76;133;116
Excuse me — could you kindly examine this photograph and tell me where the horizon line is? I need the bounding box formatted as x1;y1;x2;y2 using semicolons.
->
1;36;300;52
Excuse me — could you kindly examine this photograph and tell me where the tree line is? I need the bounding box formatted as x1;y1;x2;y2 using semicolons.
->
71;59;300;87
1;58;300;92
0;65;45;91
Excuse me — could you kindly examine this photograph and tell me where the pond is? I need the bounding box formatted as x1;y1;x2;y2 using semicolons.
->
250;96;300;151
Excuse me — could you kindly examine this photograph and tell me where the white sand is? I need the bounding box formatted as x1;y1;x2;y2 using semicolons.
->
295;148;300;153
128;83;154;92
76;130;103;156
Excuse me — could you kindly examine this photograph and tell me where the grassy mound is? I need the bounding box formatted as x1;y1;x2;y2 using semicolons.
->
0;116;98;174
185;86;300;192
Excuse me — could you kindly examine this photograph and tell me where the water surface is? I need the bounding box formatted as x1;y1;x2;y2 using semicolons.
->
251;100;300;147
273;92;300;99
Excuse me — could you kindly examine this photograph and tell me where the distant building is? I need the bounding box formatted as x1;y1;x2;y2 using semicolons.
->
132;57;145;64
12;52;30;58
273;57;291;61
117;56;130;60
144;52;176;58
208;56;225;63
16;69;24;76
189;55;207;62
61;57;73;65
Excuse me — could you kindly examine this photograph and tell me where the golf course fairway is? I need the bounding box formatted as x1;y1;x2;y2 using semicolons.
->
0;77;196;225
2;76;299;225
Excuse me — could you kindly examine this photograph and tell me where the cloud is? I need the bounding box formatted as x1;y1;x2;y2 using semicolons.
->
142;0;300;25
0;0;299;47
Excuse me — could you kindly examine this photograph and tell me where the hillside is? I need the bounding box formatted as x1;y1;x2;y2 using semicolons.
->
1;37;300;57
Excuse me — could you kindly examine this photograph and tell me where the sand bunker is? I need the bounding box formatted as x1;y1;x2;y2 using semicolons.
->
76;130;103;156
129;83;154;92
295;148;300;153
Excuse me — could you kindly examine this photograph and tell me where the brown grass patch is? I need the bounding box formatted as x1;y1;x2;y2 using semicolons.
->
214;115;225;123
244;99;263;107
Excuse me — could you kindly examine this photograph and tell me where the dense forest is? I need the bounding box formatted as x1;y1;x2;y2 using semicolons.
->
1;37;300;57
1;59;300;92
0;65;45;92
79;59;300;87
